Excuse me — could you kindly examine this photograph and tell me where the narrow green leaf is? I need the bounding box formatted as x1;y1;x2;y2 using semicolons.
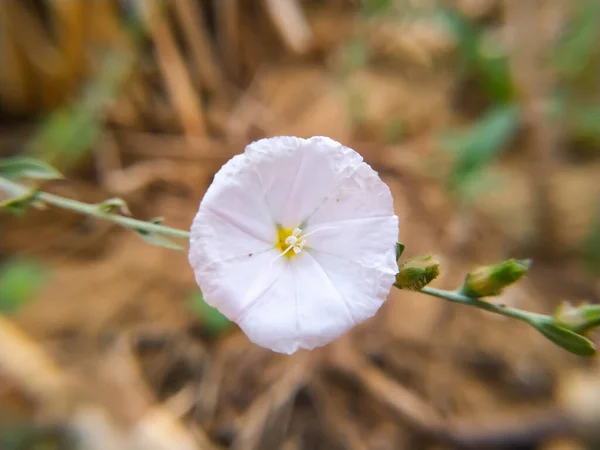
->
572;105;600;143
441;103;520;199
29;109;102;169
437;6;479;66
553;0;600;80
0;157;63;181
188;291;231;336
532;319;596;356
137;231;184;251
0;259;48;314
360;0;395;17
437;6;513;103
27;50;134;170
0;189;43;216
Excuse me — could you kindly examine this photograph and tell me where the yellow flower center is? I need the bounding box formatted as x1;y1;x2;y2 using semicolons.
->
276;226;305;259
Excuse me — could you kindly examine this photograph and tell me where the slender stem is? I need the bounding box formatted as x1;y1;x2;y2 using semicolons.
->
0;177;190;240
419;286;548;324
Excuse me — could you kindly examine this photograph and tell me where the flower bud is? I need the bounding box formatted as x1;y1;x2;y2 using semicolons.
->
554;301;600;334
531;318;596;356
554;302;586;329
395;255;441;290
461;258;531;298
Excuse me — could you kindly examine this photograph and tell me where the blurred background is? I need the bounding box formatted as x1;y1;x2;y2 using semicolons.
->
0;0;600;449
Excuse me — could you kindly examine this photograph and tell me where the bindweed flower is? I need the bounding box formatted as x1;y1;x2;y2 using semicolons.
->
188;136;399;354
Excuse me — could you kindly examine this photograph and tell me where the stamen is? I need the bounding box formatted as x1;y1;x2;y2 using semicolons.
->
277;226;307;259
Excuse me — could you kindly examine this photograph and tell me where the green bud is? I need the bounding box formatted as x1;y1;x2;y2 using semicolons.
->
97;198;131;216
395;255;441;291
531;318;596;356
554;301;600;335
461;258;531;297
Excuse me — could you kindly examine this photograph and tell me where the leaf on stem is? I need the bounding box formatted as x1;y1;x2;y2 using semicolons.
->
0;157;63;181
134;217;185;250
0;189;44;216
531;318;596;356
136;230;184;251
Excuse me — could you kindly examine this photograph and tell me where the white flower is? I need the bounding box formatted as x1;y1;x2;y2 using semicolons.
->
188;136;399;354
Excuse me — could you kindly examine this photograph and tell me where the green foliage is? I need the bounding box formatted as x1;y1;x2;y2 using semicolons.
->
27;51;133;169
360;0;395;17
135;217;185;250
551;0;600;147
337;39;370;74
581;200;600;277
0;157;63;181
437;6;513;103
0;423;71;450
553;0;600;81
136;231;185;251
0;189;42;216
28;108;102;169
0;259;48;314
188;290;231;336
531;318;596;356
441;103;520;200
569;104;600;145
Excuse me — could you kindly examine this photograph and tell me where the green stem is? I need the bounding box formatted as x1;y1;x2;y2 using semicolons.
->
0;177;190;240
419;285;548;324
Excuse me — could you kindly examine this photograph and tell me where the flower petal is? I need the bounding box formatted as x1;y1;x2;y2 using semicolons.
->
189;206;274;264
235;262;298;354
306;216;399;269
306;162;395;226
237;252;355;354
309;250;396;322
245;136;363;226
192;249;285;320
200;154;276;243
